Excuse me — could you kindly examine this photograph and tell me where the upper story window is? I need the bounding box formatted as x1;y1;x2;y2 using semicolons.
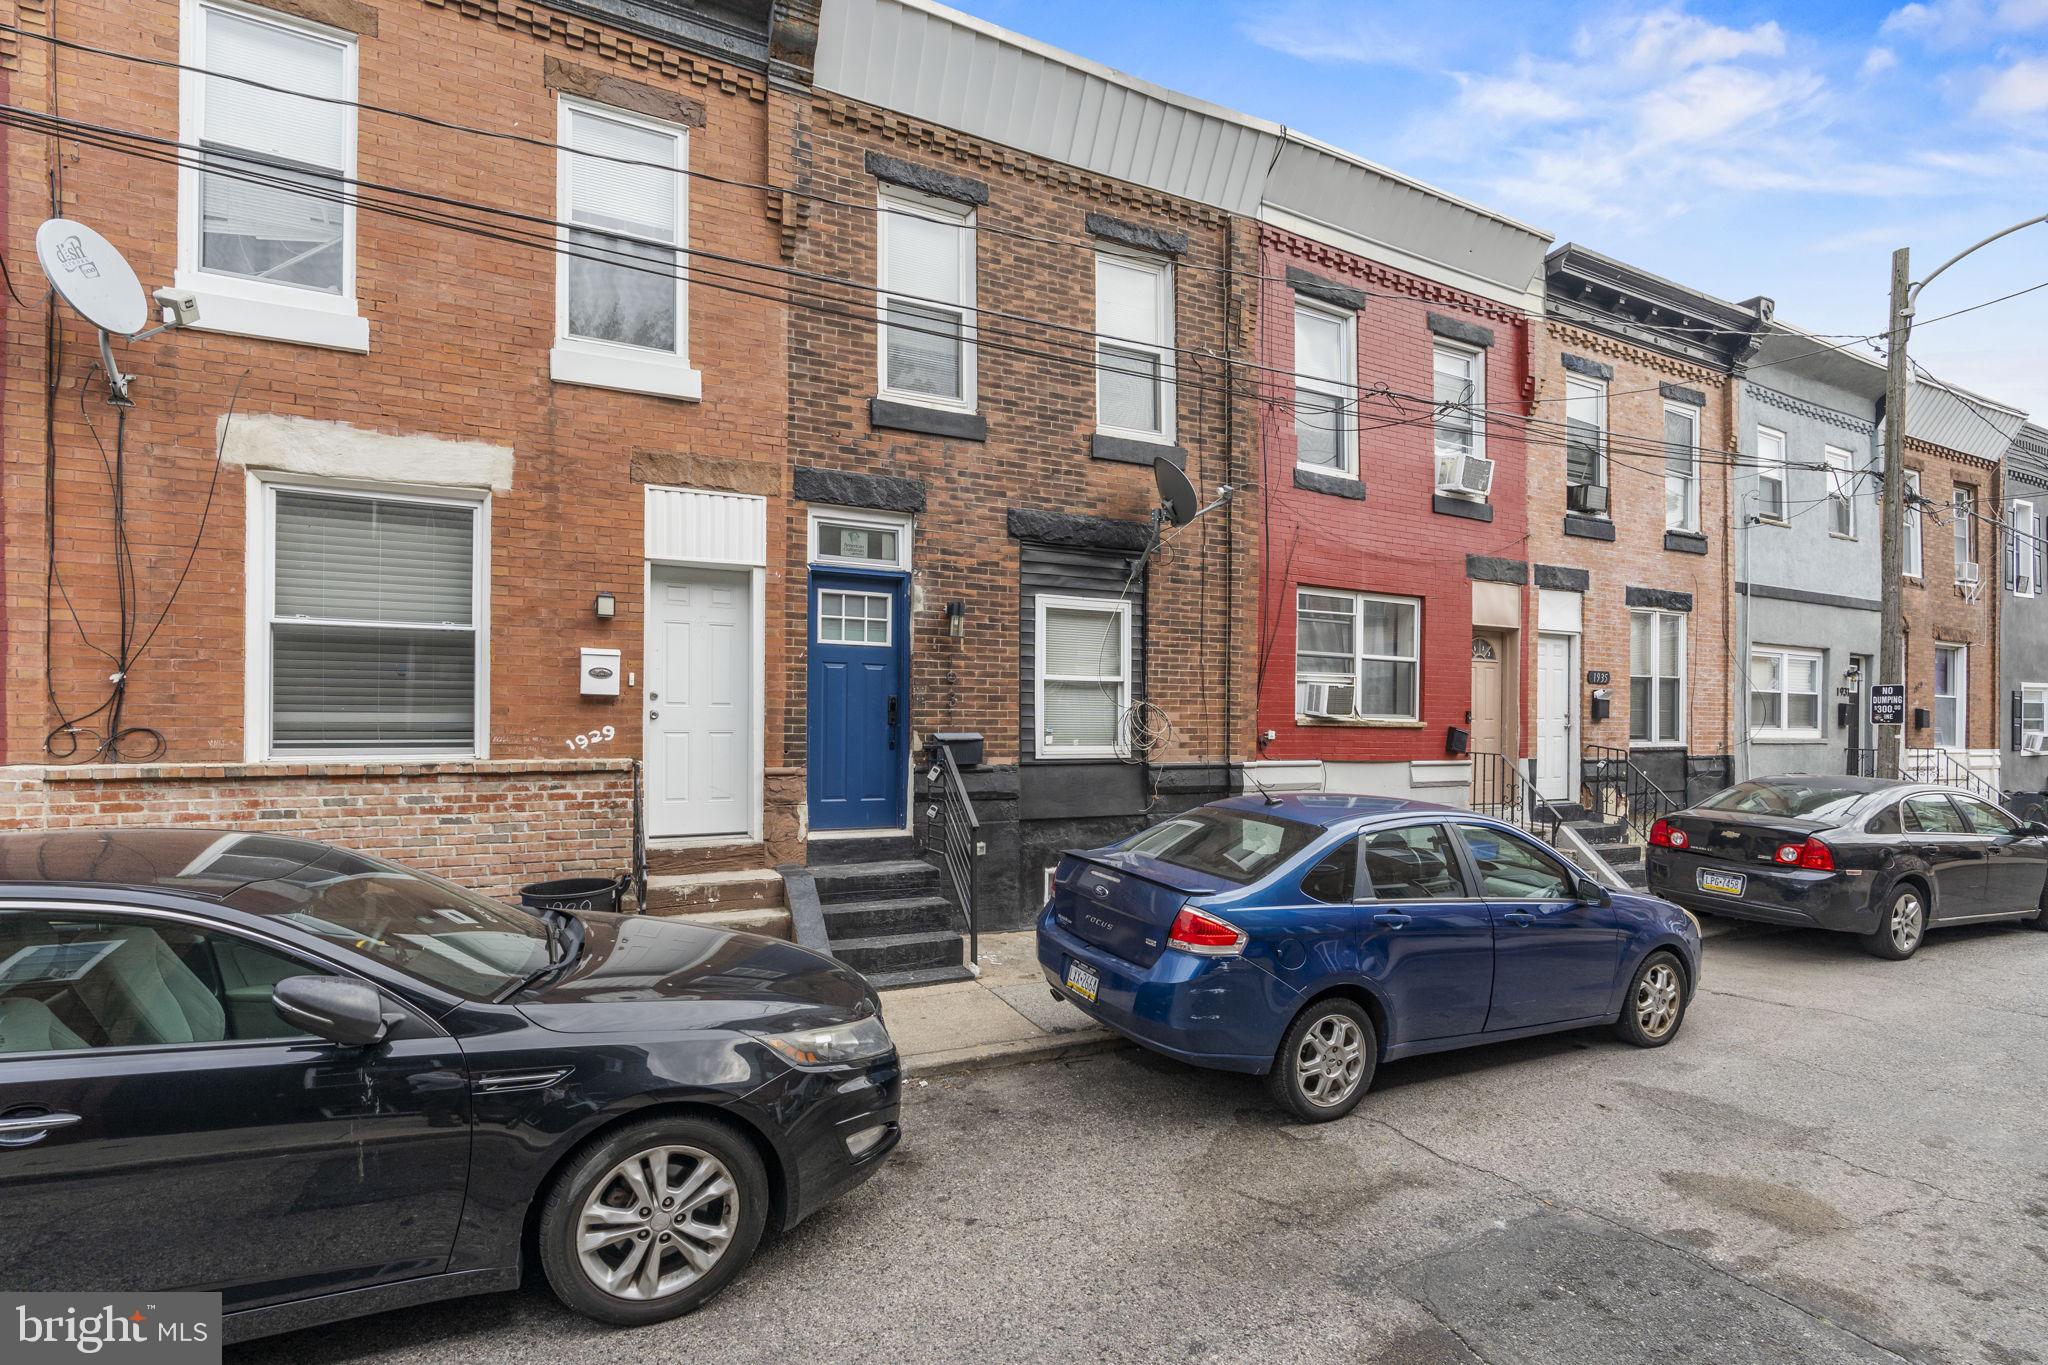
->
1904;470;1923;577
179;0;365;349
1954;485;1979;582
1629;609;1685;745
1749;647;1823;740
253;482;486;760
1431;342;1485;470
1824;445;1856;538
1564;376;1607;499
1293;303;1356;477
2022;684;2048;750
1295;589;1420;722
877;190;976;411
1754;426;1787;522
552;97;697;400
1094;252;1174;443
2008;499;2040;598
1663;404;1699;532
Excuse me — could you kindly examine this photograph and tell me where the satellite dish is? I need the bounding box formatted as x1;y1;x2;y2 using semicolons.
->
35;218;148;337
1153;454;1198;527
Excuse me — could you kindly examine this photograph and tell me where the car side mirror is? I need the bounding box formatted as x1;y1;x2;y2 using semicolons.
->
1576;875;1612;906
2025;822;2048;837
272;975;390;1047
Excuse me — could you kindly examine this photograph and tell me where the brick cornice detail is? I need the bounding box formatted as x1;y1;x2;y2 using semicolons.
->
816;94;1226;231
1903;435;1998;472
1543;320;1723;389
1262;227;1525;328
422;0;767;102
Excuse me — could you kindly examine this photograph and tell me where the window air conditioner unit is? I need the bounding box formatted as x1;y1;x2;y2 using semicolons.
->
1568;482;1610;515
1957;562;1981;586
2025;733;2048;756
1435;452;1495;499
1300;682;1356;719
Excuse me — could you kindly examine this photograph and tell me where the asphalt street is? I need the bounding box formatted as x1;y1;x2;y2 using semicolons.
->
231;920;2048;1365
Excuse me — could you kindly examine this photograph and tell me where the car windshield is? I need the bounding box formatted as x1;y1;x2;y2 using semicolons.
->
1118;808;1321;885
1699;779;1869;822
220;841;550;998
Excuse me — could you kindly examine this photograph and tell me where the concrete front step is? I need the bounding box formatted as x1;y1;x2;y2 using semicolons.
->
822;893;957;938
865;962;977;991
641;868;784;916
811;858;941;904
831;928;964;976
1564;819;1631;843
659;905;794;940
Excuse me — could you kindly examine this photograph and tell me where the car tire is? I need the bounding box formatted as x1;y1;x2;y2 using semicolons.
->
1862;884;1927;960
2027;885;2048;930
537;1115;769;1327
1267;997;1377;1124
1613;949;1688;1048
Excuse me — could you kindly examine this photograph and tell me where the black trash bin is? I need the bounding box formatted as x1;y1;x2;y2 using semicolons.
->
519;875;626;915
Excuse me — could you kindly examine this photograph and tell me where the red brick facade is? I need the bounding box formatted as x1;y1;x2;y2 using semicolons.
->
1902;440;2001;751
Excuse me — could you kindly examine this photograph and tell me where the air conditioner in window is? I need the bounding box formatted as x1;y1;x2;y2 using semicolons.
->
1567;482;1610;515
1300;682;1356;720
1957;562;1982;586
2024;733;2048;756
1435;452;1495;499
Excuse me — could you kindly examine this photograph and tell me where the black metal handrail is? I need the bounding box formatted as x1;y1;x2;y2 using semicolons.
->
1849;746;2001;803
1469;749;1561;841
919;741;981;968
1580;744;1679;843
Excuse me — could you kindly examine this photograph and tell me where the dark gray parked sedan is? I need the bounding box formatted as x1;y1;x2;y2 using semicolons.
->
1644;775;2048;958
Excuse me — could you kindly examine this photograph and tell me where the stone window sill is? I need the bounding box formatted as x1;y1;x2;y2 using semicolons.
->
869;397;988;441
177;272;369;352
1295;716;1425;729
552;338;702;401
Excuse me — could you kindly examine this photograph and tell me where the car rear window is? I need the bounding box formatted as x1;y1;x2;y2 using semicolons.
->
1119;809;1321;885
1699;779;1868;821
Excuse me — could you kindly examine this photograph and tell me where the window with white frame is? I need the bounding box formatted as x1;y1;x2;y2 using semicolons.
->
1564;375;1607;494
2007;499;2038;597
554;98;692;396
1432;343;1484;466
817;590;892;646
877;189;976;409
1934;644;1966;748
1293;303;1356;476
1824;445;1856;538
258;484;485;758
1754;426;1787;522
1035;597;1130;758
1629;609;1685;745
1295;589;1420;721
1954;485;1979;580
1095;252;1174;442
1663;404;1699;532
2022;684;2048;749
1749;647;1823;739
808;510;910;570
179;0;362;347
1904;470;1923;577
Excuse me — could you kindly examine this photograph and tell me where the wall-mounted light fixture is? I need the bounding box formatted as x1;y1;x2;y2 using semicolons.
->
945;601;964;639
593;592;616;621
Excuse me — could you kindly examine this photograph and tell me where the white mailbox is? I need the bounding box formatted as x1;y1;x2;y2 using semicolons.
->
580;647;622;697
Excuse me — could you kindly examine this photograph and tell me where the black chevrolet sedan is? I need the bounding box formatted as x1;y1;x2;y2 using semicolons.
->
1645;775;2048;958
0;829;899;1341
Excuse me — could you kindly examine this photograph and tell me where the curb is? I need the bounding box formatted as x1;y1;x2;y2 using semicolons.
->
901;1028;1128;1079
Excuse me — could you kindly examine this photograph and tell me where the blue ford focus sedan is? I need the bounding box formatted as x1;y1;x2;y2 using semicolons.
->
1037;795;1701;1122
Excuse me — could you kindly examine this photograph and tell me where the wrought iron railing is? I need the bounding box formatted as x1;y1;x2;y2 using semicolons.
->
1468;750;1628;890
919;740;981;968
1580;744;1680;844
1848;746;2000;803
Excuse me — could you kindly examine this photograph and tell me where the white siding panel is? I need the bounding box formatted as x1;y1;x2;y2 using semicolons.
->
644;486;767;567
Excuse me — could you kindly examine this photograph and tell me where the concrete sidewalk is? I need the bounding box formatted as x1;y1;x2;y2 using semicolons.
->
880;930;1122;1076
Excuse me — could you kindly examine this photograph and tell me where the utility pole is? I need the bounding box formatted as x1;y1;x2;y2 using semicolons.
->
1877;247;1911;780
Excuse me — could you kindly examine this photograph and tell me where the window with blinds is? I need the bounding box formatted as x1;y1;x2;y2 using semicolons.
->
1035;597;1129;757
1629;610;1686;745
1663;405;1699;532
267;489;480;755
560;101;687;354
1431;344;1483;462
1293;303;1355;475
878;190;975;407
1095;252;1174;440
1565;376;1607;492
191;3;353;293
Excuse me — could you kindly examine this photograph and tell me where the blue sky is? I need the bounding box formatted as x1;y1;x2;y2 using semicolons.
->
966;0;2048;417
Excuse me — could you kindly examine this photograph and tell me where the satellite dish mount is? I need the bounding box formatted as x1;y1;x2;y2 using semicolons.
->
35;218;198;406
1149;453;1238;547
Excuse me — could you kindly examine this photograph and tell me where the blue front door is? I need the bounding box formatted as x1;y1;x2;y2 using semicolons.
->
807;571;908;830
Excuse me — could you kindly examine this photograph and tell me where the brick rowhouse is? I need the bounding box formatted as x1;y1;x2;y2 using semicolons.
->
0;0;815;896
1902;437;2002;756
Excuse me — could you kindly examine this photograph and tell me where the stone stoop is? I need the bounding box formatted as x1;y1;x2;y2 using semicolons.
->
801;836;971;990
637;843;792;940
1562;818;1648;890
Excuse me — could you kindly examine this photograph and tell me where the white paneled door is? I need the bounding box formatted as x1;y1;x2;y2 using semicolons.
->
1536;632;1575;802
647;565;751;837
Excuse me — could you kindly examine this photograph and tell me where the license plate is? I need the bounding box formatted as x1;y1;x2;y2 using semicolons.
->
1697;868;1747;897
1064;959;1100;1002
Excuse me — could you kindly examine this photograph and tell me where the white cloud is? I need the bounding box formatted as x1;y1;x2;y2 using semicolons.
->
1455;72;1580;123
1976;53;2048;115
1235;2;1428;67
1592;8;1786;73
1881;0;2048;45
1861;46;1899;76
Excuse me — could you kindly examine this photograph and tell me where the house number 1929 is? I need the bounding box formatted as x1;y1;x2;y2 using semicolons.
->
565;726;616;751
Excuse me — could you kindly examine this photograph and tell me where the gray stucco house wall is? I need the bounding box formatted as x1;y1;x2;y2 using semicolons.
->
2000;425;2048;805
1731;326;1886;783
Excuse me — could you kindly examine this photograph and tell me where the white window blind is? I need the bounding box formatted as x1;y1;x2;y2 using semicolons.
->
270;490;479;755
195;4;351;293
1904;471;1923;576
1096;253;1173;439
1565;377;1605;490
879;193;974;405
1294;304;1354;474
1755;427;1786;520
1294;589;1418;720
562;104;685;354
1630;610;1685;744
1663;406;1698;531
1824;446;1855;537
1432;345;1483;460
1037;600;1128;756
1749;648;1822;738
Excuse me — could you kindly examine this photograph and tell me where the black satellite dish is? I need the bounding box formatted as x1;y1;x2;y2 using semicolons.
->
1153;455;1198;527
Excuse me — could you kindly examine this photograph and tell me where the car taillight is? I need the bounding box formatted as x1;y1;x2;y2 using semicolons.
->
1168;907;1246;957
1649;819;1687;849
1775;838;1834;870
1774;842;1801;865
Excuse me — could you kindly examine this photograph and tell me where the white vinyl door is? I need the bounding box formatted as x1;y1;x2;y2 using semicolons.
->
646;566;751;837
1536;633;1575;801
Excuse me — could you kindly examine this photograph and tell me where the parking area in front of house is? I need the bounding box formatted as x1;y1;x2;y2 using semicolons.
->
226;918;2048;1365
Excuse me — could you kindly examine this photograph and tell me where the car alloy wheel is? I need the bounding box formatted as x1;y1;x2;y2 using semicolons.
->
1633;960;1682;1041
576;1145;738;1302
1294;1013;1367;1108
1889;893;1924;956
